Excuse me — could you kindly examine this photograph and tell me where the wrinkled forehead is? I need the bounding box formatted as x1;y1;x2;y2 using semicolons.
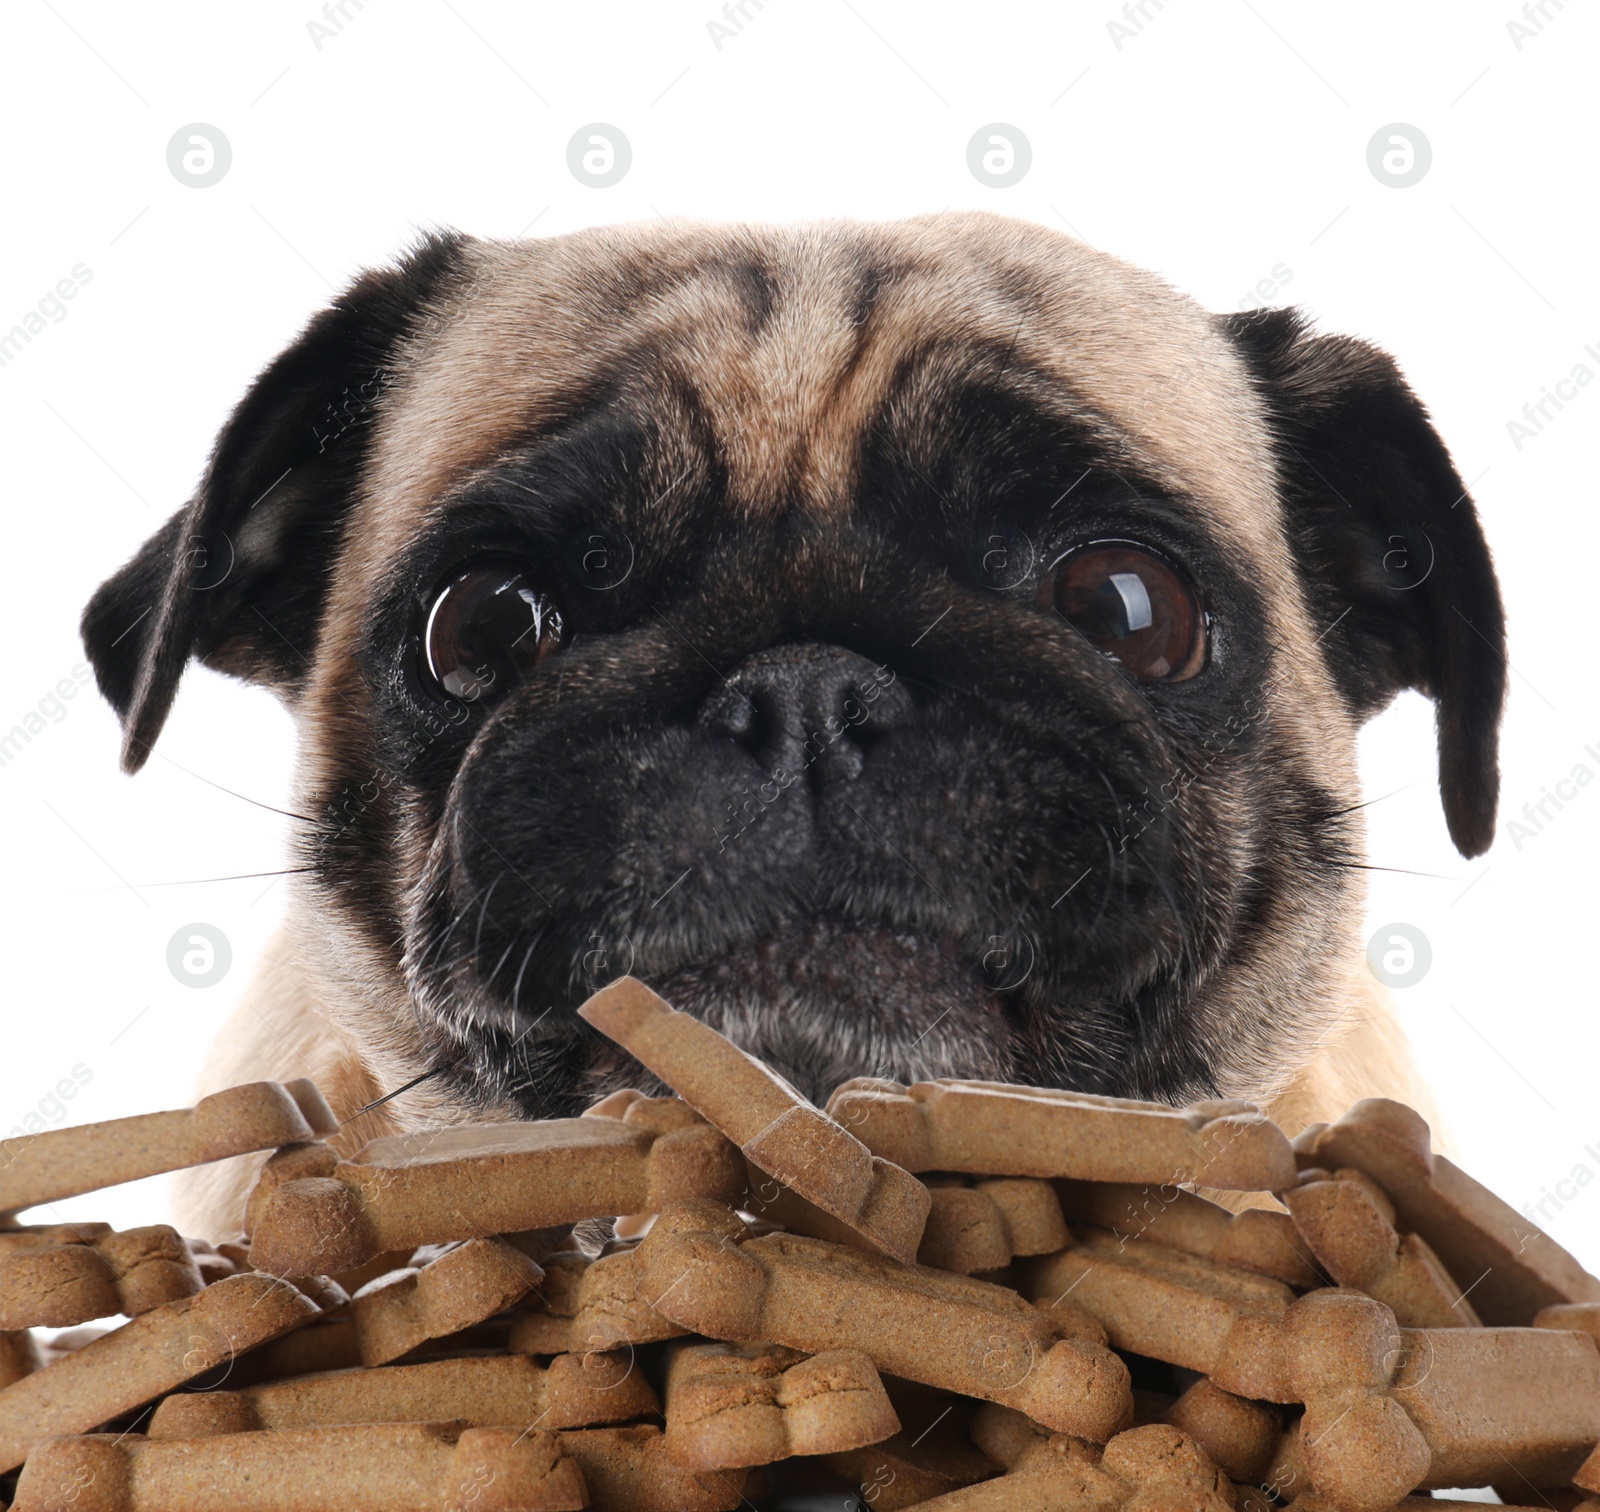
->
349;212;1291;598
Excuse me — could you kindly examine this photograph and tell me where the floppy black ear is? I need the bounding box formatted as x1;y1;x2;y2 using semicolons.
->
1221;307;1506;858
81;231;470;773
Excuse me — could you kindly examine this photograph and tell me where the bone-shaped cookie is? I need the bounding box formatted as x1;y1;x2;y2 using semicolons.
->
220;1316;364;1387
183;1237;244;1286
146;1349;658;1437
1;1328;42;1389
508;1242;687;1354
1282;1167;1481;1328
968;1400;1051;1470
578;979;931;1263
245;1095;744;1276
0;1271;322;1472
0;1080;336;1217
349;1237;543;1365
635;1199;1132;1440
1164;1378;1283;1485
1391;1325;1600;1494
557;1424;755;1511
0;1224;203;1329
11;1423;586;1512
663;1340;898;1469
1294;1097;1600;1324
1283;1502;1580;1512
1056;1178;1321;1288
745;1168;1069;1275
826;1076;1296;1190
903;1423;1236;1510
915;1176;1070;1274
1536;1300;1600;1346
1028;1224;1298;1383
826;1385;995;1509
1031;1229;1600;1508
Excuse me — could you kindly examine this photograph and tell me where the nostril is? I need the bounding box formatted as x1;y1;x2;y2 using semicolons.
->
704;685;756;744
702;683;783;761
697;645;908;781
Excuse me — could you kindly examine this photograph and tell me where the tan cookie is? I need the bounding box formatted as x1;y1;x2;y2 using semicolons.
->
915;1176;1070;1275
635;1199;1131;1440
224;1316;363;1386
1282;1168;1480;1327
1010;1187;1600;1506
903;1423;1234;1510
663;1340;897;1469
0;1271;322;1472
146;1348;657;1437
12;1423;585;1512
0;1224;203;1329
1164;1378;1283;1484
509;1239;689;1355
745;1169;1067;1275
246;1096;744;1276
2;1328;43;1388
1392;1325;1600;1494
557;1424;756;1511
827;1077;1296;1191
1284;1502;1586;1512
1057;1178;1322;1288
1536;1301;1600;1340
578;979;931;1264
0;1081;336;1217
183;1238;242;1286
1028;1224;1298;1385
826;1384;994;1509
1294;1098;1600;1323
350;1237;542;1366
828;1433;996;1508
244;1094;742;1273
968;1401;1052;1470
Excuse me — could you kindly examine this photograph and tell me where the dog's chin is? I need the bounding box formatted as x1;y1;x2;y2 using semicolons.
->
634;918;1014;1101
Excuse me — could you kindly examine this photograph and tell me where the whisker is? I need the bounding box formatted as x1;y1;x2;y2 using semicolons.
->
78;867;318;892
151;751;315;823
1319;861;1459;881
1314;781;1422;821
340;1055;464;1127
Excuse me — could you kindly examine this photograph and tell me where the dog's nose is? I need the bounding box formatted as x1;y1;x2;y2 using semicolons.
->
698;644;910;782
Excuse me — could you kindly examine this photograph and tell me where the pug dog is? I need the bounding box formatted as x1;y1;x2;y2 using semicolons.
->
80;213;1504;1237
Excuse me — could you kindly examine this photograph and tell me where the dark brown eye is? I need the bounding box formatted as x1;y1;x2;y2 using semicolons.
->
1038;543;1206;682
424;564;565;701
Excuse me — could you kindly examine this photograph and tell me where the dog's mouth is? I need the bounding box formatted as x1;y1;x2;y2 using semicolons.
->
618;917;1014;1099
652;917;1007;1028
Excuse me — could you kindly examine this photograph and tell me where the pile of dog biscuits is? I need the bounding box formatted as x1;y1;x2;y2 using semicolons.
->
4;975;1600;1510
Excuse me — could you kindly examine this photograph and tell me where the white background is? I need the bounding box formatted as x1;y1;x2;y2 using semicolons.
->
1;0;1596;1287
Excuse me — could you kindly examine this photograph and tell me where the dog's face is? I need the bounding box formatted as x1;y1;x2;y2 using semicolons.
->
83;214;1505;1122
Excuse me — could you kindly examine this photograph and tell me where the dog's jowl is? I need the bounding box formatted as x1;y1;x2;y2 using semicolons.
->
79;214;1504;1236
